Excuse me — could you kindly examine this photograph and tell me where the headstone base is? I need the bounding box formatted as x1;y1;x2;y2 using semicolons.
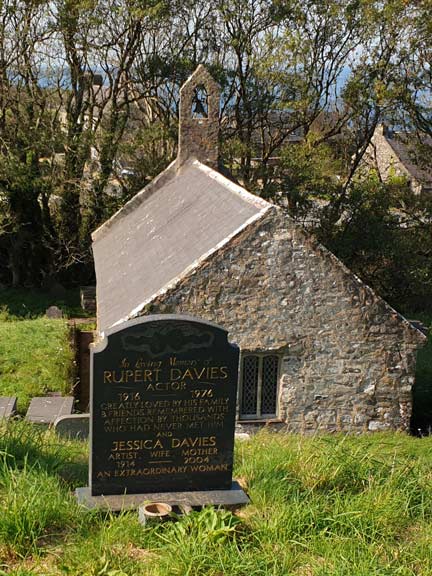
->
75;481;249;511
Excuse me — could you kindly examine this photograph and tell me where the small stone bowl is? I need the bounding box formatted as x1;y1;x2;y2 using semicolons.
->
138;502;172;526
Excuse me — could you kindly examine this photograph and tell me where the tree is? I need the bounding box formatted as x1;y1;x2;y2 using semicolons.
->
0;0;57;286
0;0;430;300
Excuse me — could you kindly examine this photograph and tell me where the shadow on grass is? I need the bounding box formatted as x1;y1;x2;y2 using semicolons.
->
0;288;88;319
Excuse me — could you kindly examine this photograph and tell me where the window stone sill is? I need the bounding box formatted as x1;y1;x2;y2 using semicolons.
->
238;418;284;424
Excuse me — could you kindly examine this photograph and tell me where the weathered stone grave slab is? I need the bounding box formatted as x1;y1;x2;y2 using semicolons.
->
0;397;17;419
26;396;74;426
76;481;249;511
45;305;63;319
54;413;89;439
87;315;243;500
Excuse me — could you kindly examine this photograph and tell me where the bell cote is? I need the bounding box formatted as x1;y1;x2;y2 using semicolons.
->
178;65;220;169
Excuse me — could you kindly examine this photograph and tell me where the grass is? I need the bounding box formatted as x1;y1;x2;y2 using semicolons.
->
0;289;82;413
0;424;432;574
0;317;74;412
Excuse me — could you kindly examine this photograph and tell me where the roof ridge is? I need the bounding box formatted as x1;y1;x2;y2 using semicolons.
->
193;160;271;210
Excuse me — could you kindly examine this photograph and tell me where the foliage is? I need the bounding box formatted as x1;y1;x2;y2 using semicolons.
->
0;0;431;301
0;456;78;557
0;419;85;477
269;136;344;217
1;426;432;574
0;421;87;561
159;506;241;546
410;313;432;436
319;173;432;313
0;288;84;319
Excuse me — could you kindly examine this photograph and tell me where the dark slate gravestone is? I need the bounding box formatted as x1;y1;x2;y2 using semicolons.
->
26;396;74;426
0;397;17;419
89;315;240;497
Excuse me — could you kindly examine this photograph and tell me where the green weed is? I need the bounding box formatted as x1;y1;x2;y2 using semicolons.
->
0;455;79;558
159;506;242;547
0;420;87;483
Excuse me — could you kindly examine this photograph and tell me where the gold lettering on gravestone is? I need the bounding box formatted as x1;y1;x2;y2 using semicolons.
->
99;355;231;477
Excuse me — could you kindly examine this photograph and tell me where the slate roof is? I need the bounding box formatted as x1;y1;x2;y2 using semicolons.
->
92;159;271;333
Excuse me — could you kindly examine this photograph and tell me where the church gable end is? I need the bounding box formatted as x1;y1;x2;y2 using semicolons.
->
142;207;425;434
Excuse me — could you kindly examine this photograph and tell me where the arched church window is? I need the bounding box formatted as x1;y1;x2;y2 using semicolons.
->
191;85;208;119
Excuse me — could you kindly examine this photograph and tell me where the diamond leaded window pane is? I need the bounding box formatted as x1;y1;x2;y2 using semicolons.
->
241;355;258;415
261;355;278;415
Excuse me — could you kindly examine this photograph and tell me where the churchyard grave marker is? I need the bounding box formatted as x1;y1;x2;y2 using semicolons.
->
0;397;17;419
26;396;74;426
54;413;90;439
45;305;63;319
76;315;248;509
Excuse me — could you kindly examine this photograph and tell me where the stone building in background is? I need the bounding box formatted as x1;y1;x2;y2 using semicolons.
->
364;124;432;195
92;66;426;434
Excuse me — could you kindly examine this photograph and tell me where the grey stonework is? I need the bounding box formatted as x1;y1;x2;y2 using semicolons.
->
364;125;431;195
178;65;220;169
139;207;425;434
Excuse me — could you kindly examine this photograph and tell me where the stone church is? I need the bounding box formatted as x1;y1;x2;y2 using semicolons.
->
92;66;425;433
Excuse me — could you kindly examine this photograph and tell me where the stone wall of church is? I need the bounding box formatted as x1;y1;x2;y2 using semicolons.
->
140;207;425;433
